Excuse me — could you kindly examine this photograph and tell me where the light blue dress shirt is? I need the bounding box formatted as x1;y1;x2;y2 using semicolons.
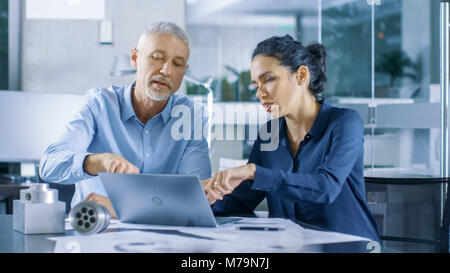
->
39;82;211;207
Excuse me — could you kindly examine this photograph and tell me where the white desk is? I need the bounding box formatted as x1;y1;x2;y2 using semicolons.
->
0;215;378;253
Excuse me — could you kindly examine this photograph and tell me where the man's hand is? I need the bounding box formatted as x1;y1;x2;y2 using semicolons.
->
201;164;256;205
84;153;140;176
84;192;117;219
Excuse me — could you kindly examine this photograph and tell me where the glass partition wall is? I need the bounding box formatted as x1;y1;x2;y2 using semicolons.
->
0;0;8;90
370;0;441;178
186;0;444;179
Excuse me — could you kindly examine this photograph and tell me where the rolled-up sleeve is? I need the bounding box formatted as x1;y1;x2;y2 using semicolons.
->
39;93;98;184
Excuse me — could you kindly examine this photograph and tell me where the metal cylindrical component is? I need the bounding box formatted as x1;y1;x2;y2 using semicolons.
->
20;183;58;204
441;2;450;220
68;201;111;235
441;2;449;178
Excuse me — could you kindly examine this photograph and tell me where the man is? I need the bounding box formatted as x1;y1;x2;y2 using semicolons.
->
39;22;211;218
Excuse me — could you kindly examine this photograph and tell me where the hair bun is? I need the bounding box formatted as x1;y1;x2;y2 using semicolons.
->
282;34;294;41
307;43;327;73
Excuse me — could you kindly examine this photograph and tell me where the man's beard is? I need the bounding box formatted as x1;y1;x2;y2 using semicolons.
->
145;86;171;101
145;75;174;101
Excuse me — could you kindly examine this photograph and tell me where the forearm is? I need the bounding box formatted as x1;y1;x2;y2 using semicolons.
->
83;153;107;176
39;145;93;184
212;179;265;215
251;165;345;204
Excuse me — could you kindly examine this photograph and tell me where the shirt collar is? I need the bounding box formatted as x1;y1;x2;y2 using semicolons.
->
121;81;174;125
121;82;136;123
308;99;332;140
158;94;174;125
279;99;332;146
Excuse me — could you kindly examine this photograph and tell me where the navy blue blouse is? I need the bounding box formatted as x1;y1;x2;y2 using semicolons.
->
212;100;380;242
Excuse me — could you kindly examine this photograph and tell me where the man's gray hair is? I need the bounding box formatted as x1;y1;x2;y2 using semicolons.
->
137;21;190;51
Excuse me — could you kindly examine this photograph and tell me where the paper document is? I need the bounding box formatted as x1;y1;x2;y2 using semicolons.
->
53;217;371;253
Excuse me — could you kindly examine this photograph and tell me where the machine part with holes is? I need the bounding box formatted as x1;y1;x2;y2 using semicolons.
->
19;183;58;204
68;201;111;235
13;183;65;234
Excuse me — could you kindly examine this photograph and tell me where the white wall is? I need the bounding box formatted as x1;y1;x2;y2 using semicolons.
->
0;91;84;162
21;0;186;94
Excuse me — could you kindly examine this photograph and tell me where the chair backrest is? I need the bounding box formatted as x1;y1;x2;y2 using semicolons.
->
364;176;449;253
48;182;75;214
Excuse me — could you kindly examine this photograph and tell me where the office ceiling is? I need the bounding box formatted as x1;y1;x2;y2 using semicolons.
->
186;0;401;27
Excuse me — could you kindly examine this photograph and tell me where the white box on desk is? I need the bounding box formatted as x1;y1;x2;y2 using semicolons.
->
13;200;65;234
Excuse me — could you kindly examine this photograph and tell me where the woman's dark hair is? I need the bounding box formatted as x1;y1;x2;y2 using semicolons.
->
251;34;327;98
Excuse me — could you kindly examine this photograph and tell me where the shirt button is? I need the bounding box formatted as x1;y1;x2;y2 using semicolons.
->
145;130;149;134
146;153;150;158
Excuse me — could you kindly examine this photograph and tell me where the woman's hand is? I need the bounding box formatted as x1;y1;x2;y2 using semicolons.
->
201;177;224;205
201;164;256;205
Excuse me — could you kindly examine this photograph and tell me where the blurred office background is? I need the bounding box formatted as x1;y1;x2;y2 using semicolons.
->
184;0;442;177
0;0;445;201
2;0;450;253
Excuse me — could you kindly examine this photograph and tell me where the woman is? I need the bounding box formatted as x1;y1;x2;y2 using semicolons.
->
203;34;380;242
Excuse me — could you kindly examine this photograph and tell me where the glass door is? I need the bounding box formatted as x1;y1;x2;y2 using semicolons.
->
320;0;441;178
185;0;445;178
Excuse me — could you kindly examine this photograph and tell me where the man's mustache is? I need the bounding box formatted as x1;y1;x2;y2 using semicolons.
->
149;75;173;89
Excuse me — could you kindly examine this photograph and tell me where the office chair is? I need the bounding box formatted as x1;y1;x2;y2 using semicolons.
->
47;182;75;214
37;169;75;214
364;176;449;253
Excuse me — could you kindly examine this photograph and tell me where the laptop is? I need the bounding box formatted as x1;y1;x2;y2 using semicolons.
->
98;172;237;227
